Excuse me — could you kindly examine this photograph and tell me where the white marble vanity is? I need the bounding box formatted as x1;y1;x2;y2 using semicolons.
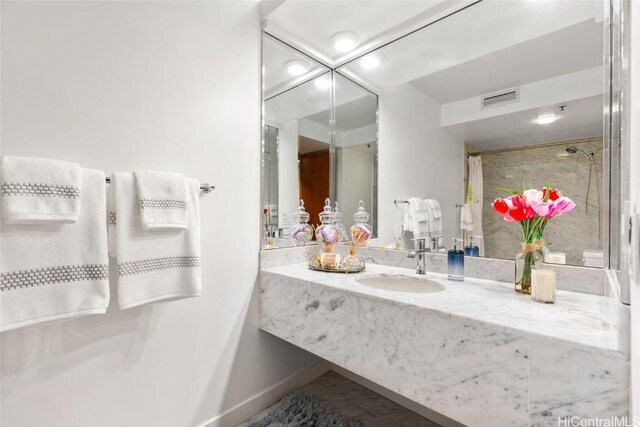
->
259;250;629;427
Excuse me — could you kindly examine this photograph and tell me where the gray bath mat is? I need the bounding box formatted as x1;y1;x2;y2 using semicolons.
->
247;390;363;427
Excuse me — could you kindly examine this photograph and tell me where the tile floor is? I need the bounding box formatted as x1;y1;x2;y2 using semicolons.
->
240;370;441;427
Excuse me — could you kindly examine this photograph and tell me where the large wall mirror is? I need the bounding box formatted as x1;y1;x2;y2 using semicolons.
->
338;0;610;269
261;34;378;249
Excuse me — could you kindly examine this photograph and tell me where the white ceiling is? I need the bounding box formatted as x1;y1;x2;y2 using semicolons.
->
264;0;605;151
411;19;603;104
264;74;332;125
446;95;604;151
263;35;329;97
263;0;454;66
339;0;602;93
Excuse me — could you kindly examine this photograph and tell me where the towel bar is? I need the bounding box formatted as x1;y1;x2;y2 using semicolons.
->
394;199;410;205
104;177;214;193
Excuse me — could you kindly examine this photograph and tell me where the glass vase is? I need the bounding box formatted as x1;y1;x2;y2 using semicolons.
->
534;238;551;263
515;242;543;294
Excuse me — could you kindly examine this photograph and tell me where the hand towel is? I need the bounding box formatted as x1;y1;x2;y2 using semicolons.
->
408;197;430;240
460;203;474;231
0;169;109;332
398;202;412;232
427;199;441;219
112;173;201;310
425;199;442;238
1;155;81;224
107;181;117;258
134;171;188;230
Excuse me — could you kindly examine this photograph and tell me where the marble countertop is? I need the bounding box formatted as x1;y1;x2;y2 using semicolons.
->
262;263;626;356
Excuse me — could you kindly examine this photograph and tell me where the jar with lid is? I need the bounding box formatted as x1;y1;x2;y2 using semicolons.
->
290;200;313;246
350;200;372;246
316;198;340;253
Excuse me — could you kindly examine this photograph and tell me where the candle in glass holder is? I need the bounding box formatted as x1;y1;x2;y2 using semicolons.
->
547;252;566;264
531;268;556;303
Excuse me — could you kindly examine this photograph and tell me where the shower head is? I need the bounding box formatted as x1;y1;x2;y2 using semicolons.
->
565;146;592;160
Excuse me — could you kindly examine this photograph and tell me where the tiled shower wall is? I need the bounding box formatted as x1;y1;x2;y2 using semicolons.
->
481;139;603;265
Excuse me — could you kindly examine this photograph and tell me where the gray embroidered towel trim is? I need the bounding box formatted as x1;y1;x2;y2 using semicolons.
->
134;170;188;230
1;155;81;224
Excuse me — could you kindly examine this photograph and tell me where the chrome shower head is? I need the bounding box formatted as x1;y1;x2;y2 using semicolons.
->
565;146;592;160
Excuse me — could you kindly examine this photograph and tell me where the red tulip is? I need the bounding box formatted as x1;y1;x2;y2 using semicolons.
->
507;207;526;222
492;198;509;214
541;187;562;201
510;194;527;209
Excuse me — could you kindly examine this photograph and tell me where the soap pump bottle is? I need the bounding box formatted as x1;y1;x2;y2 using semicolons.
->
464;236;480;257
448;238;465;282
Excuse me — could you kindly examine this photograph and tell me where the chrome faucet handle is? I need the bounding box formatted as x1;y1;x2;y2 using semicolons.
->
430;235;442;252
407;239;426;259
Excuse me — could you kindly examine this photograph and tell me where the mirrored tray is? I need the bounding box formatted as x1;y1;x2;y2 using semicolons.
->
304;253;366;274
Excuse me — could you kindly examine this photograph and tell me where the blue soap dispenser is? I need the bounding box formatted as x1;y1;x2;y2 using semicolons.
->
464;236;480;257
448;238;464;282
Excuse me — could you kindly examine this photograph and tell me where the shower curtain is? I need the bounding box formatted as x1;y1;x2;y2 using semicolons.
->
467;156;485;256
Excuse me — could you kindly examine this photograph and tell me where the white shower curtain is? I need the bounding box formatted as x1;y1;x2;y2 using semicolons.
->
467;156;485;256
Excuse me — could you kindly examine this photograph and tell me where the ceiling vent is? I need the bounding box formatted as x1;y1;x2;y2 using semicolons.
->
481;88;519;108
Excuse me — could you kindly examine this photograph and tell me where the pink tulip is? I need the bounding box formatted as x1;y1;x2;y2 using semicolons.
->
530;200;553;217
551;197;576;217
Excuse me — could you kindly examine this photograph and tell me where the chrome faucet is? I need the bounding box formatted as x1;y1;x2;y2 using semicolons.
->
407;238;427;274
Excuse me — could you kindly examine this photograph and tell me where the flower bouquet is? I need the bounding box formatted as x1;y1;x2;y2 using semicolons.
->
492;186;575;294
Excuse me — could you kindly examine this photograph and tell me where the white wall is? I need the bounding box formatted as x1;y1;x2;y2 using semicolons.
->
336;148;374;231
629;0;640;418
378;82;465;248
0;2;318;426
272;119;300;229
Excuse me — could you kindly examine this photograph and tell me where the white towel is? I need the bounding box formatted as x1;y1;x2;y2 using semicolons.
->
398;202;411;232
427;199;441;219
1;155;81;224
111;173;201;310
134;171;188;230
408;197;430;240
425;199;442;238
460;203;474;231
0;169;109;332
107;181;117;257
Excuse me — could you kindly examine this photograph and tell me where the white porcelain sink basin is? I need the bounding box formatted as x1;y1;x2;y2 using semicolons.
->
356;274;445;293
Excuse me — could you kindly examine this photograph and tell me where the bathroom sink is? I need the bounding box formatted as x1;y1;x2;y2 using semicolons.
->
356;274;445;293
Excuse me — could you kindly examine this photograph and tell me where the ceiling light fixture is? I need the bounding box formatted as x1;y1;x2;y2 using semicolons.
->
330;31;360;53
536;114;556;125
285;59;310;76
360;54;381;70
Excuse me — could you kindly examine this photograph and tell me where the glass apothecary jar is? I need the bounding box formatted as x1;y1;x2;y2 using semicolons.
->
350;200;372;246
316;198;340;253
290;199;313;246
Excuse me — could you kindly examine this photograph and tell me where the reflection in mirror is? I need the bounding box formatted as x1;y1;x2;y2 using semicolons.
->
262;34;332;248
339;0;605;267
333;73;378;237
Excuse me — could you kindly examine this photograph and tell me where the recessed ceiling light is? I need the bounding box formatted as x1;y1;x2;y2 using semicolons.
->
360;55;381;70
314;76;331;90
285;59;310;76
536;114;556;125
330;31;360;53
